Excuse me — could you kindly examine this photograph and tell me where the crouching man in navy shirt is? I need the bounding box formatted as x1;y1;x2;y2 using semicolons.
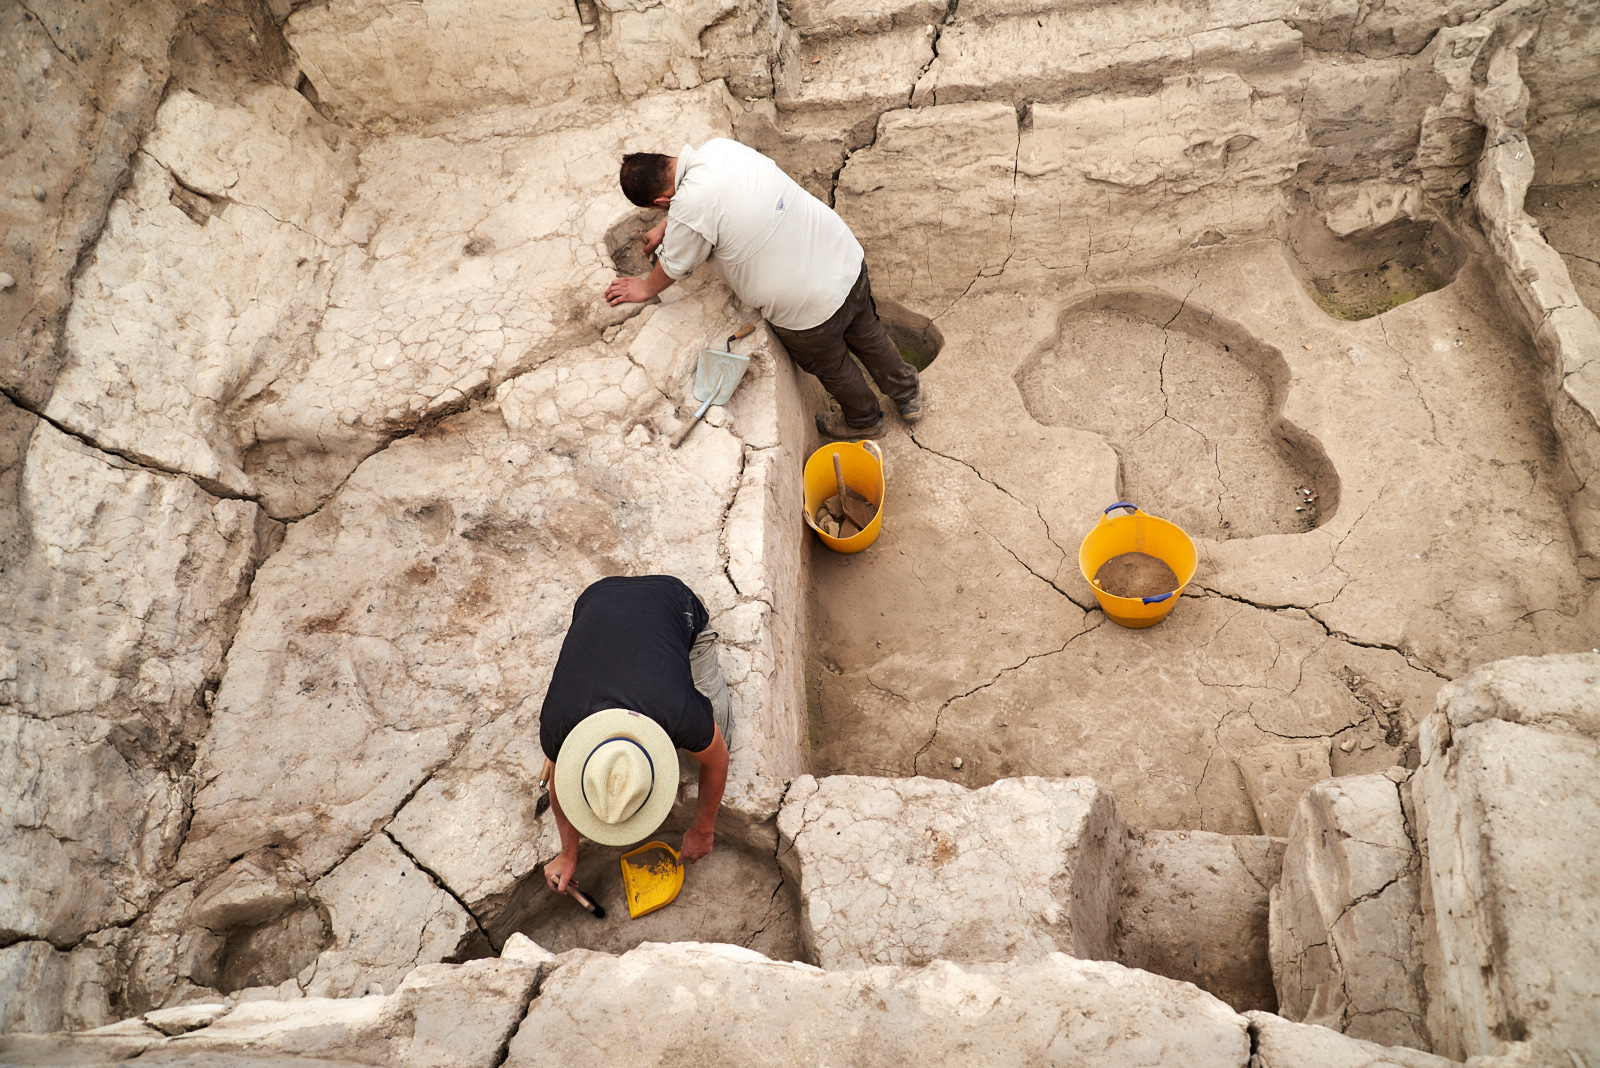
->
538;575;731;894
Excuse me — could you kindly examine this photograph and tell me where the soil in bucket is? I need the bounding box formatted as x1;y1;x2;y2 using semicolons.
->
1095;552;1179;599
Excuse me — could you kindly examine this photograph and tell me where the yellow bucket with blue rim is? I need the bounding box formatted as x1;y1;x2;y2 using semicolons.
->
1078;502;1197;628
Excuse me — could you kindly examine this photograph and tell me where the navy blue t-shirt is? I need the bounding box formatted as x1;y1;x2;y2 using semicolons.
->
539;575;714;761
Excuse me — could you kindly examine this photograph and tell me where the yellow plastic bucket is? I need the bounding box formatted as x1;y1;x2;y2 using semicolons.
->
620;841;684;919
804;439;884;554
1077;502;1197;629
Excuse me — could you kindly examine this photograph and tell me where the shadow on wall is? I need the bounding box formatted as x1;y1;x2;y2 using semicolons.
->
1015;288;1341;541
874;297;943;371
1286;208;1468;322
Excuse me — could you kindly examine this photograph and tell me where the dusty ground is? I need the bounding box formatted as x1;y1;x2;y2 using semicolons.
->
1017;308;1326;540
510;844;801;962
809;240;1599;837
1527;181;1600;315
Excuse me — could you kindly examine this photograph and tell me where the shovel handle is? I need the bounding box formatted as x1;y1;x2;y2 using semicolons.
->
671;370;728;450
670;395;714;451
669;418;700;450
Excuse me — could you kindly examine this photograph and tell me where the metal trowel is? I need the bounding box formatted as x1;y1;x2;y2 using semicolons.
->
670;325;755;449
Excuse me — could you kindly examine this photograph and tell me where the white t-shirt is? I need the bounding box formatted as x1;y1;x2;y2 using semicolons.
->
656;139;864;331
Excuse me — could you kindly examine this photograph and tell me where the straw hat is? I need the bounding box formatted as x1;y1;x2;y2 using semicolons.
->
553;709;679;846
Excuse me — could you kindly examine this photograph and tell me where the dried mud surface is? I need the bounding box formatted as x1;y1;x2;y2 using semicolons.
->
1096;552;1179;600
512;844;801;962
809;244;1600;837
1017;307;1323;541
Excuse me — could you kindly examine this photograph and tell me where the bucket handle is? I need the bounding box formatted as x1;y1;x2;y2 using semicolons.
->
861;439;883;463
1105;501;1170;602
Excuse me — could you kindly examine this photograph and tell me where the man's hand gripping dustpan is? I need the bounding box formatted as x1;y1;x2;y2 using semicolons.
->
670;325;754;449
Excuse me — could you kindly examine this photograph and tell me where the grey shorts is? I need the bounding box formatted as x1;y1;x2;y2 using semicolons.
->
689;627;733;747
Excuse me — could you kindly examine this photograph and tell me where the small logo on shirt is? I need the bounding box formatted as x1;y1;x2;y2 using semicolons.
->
776;197;786;212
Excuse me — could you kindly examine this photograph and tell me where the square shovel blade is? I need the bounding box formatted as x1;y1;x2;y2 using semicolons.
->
693;348;750;407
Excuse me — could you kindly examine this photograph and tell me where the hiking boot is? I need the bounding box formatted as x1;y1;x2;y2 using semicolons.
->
815;410;884;440
894;384;924;424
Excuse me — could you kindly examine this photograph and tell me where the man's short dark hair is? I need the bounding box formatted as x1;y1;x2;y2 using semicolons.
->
620;152;674;208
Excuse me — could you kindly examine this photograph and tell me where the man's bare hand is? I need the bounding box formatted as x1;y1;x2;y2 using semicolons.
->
544;850;579;893
605;275;654;306
681;823;714;864
640;219;667;259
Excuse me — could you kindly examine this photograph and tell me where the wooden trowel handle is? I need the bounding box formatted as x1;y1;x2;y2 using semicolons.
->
833;452;847;502
566;886;606;919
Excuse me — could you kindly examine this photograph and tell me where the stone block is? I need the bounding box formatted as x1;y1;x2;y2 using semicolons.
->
142;1003;228;1036
503;942;1250;1066
835;102;1019;307
1312;179;1423;236
1269;773;1428;1050
0;417;267;948
0;941;117;1034
1118;830;1285;1012
777;25;935;150
1414;709;1600;1062
778;775;1124;969
285;0;593;126
1247;1009;1468;1068
1431;652;1600;738
303;834;476;999
170;955;540;1068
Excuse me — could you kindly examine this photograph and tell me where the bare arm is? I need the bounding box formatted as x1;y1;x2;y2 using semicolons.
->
542;757;583;892
641;217;668;258
680;724;728;863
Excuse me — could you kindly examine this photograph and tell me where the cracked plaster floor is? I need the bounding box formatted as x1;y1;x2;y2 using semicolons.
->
808;241;1600;836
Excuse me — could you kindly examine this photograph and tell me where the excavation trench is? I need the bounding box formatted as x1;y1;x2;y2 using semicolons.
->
6;0;1600;1047
802;217;1596;1009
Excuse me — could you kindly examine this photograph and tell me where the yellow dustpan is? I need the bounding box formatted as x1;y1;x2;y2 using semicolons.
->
620;841;684;919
